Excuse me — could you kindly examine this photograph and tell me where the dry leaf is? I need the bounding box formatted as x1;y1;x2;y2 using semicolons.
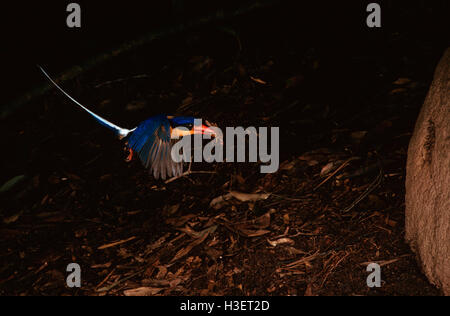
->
163;204;180;216
210;191;271;209
393;77;411;85
230;191;270;202
267;238;295;247
98;236;136;250
250;76;267;85
155;266;168;279
209;194;233;210
170;225;217;263
320;161;338;177
280;160;296;171
304;283;316;296
285;246;307;256
283;214;290;225
390;88;407;95
179;225;204;238
166;214;196;227
252;212;271;228
124;287;163;296
231;211;272;237
238;228;271;237
350;131;368;142
91;262;112;269
3;213;22;224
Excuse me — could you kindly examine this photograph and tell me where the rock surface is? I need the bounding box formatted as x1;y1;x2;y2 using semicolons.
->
405;48;450;295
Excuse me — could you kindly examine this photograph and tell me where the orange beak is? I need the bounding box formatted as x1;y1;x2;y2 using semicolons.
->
194;124;216;137
171;124;217;138
197;124;223;144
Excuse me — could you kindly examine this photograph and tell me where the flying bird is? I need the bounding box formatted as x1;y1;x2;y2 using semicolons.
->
39;66;215;180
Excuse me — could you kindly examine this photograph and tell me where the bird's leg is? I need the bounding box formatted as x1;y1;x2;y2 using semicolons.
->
125;147;134;162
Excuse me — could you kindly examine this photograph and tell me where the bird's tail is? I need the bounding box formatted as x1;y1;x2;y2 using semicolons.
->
38;66;135;138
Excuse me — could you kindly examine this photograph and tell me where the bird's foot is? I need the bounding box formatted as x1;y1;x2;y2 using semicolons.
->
125;148;134;162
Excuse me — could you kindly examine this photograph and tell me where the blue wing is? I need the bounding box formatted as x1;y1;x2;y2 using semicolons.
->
127;115;183;180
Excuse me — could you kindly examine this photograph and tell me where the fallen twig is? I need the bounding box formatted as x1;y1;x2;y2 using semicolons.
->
314;157;358;191
95;268;116;290
282;251;324;270
320;251;350;288
165;162;216;184
98;236;136;250
341;165;383;214
96;269;145;293
359;254;411;267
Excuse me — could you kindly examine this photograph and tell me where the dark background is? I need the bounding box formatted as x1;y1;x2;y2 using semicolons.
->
3;0;448;106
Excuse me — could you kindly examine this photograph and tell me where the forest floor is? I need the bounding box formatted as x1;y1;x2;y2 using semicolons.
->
0;13;445;295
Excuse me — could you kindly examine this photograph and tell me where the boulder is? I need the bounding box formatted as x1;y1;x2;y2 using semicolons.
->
405;48;450;295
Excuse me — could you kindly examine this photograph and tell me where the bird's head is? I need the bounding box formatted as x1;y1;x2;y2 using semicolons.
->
168;116;217;139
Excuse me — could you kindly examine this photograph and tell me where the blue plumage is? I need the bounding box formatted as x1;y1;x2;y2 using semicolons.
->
169;116;195;126
127;115;168;152
126;115;182;179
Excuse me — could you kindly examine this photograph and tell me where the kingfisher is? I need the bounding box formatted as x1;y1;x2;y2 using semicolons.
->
39;66;216;180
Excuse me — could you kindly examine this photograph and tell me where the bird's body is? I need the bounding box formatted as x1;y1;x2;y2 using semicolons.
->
125;114;181;179
39;66;214;180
